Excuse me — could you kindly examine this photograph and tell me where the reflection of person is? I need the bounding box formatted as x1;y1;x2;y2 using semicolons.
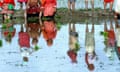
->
18;24;34;62
2;20;16;43
40;0;57;17
115;19;120;59
85;20;96;71
0;0;15;20
67;22;79;63
103;19;115;60
24;0;42;19
42;19;57;46
68;0;76;13
104;0;114;13
114;0;120;19
85;0;94;11
26;21;41;46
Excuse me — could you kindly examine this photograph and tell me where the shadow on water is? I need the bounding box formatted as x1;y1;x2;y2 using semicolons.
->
0;11;120;72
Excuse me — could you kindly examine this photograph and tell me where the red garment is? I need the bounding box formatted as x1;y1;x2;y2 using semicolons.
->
107;30;115;46
3;29;16;37
41;0;56;7
4;0;15;5
27;4;41;14
42;21;57;40
19;32;30;48
104;0;114;3
67;50;77;63
0;2;3;7
41;0;56;16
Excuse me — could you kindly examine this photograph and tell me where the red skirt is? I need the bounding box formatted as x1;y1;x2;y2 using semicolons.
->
27;6;41;14
19;32;30;48
104;0;114;3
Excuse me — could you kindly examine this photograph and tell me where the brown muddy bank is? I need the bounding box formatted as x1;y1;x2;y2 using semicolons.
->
0;8;115;24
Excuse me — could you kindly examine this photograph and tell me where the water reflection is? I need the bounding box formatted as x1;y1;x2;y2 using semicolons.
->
115;19;120;60
26;19;41;46
102;19;115;60
1;15;16;43
41;18;57;47
67;19;80;63
85;18;96;71
1;16;120;72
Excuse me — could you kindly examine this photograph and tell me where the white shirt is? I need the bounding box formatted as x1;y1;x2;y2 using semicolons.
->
21;47;33;57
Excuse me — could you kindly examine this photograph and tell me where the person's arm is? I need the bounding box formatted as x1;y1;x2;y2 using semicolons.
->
85;53;89;65
26;0;30;9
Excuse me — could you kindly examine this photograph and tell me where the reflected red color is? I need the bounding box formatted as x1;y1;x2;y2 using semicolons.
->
19;32;30;48
67;50;77;63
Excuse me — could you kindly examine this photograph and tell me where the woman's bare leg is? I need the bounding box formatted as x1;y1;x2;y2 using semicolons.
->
104;20;107;31
91;0;94;11
110;2;113;11
68;0;71;12
85;0;88;10
72;2;75;12
104;2;107;13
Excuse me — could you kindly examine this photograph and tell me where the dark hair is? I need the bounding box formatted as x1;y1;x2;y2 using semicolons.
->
47;39;53;46
88;64;94;71
23;57;28;62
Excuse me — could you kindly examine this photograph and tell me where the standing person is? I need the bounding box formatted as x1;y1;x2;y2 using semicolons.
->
40;0;57;17
67;21;80;63
18;0;27;9
0;0;15;20
85;0;94;11
114;0;120;19
103;0;114;13
24;0;42;20
85;19;96;71
103;19;115;60
68;0;76;13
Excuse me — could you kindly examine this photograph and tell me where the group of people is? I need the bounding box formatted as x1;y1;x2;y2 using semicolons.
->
0;0;57;20
68;0;120;17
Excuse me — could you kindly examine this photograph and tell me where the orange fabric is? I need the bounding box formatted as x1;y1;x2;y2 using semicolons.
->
107;30;115;40
42;21;57;40
40;0;45;5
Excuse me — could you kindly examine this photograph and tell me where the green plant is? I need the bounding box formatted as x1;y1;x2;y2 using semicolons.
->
34;45;41;51
0;40;2;47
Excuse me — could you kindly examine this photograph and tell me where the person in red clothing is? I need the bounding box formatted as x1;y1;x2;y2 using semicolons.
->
0;0;15;20
42;19;57;46
24;0;42;20
40;0;57;17
103;19;115;60
104;0;114;13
